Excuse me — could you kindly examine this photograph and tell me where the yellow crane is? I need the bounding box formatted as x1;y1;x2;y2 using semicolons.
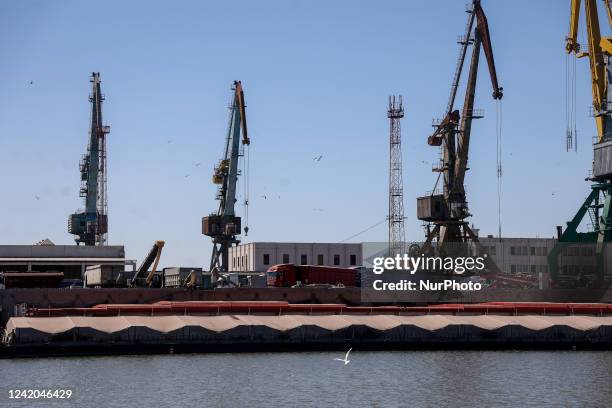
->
548;0;612;285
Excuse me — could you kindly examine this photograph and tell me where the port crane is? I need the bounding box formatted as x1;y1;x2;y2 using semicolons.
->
548;0;612;284
68;72;110;246
417;0;503;253
202;81;250;280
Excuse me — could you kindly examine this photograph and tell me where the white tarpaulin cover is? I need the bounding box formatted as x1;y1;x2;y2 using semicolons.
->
4;314;612;347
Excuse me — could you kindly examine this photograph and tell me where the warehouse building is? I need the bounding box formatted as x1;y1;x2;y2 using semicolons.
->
228;242;362;272
0;243;135;280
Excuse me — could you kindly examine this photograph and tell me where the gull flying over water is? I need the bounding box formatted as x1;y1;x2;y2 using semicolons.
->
334;348;352;365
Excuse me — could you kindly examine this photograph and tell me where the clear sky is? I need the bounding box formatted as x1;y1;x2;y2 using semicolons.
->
0;0;602;268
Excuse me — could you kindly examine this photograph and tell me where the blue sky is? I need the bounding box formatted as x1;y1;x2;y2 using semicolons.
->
0;0;601;267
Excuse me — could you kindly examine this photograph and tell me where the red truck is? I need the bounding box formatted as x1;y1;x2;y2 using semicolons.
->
266;264;359;287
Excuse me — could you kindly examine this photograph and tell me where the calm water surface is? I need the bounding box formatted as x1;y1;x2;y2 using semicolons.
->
2;351;612;407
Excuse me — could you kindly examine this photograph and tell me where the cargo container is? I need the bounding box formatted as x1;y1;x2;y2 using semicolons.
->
163;267;202;288
266;264;359;287
84;265;131;288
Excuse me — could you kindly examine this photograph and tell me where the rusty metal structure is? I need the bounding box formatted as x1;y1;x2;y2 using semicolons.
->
417;0;502;251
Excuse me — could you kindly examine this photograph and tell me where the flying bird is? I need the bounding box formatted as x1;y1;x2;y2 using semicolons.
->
34;195;40;200
261;195;267;200
167;140;173;144
313;155;323;162
334;348;352;365
184;174;190;178
29;81;33;85
195;162;202;167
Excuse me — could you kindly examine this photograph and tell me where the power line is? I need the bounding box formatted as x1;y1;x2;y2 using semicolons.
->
338;218;387;243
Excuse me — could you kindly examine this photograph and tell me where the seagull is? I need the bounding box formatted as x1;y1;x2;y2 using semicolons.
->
334;348;352;365
313;155;323;162
261;194;267;200
29;81;33;85
184;174;190;178
167;140;173;144
34;195;40;200
195;162;202;167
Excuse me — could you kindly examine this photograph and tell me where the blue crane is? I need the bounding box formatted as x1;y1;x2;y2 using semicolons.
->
68;72;110;246
202;81;250;277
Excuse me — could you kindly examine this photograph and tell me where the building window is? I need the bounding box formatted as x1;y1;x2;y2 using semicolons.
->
489;246;496;256
333;254;340;266
530;265;536;273
300;254;307;265
510;246;516;256
241;256;244;268
317;254;324;265
283;254;290;264
511;264;516;273
263;254;270;265
350;254;357;266
530;247;535;256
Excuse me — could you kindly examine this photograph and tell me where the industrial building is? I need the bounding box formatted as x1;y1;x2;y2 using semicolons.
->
228;242;362;272
0;244;134;280
478;236;612;283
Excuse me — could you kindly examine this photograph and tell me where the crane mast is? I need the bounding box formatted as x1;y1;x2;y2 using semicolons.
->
68;72;110;246
417;0;502;251
202;81;250;280
548;0;612;285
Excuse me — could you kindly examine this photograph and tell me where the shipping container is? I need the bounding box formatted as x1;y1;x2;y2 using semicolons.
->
163;267;202;288
84;265;129;287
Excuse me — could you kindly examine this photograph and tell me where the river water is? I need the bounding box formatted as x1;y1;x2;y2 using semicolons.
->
2;351;612;407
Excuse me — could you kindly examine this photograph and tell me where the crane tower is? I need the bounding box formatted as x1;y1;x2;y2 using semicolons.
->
68;72;110;246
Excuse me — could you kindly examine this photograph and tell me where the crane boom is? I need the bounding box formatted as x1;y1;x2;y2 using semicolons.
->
455;1;503;195
473;0;503;100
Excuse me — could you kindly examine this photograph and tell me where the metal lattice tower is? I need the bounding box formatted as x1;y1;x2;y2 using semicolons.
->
388;95;405;257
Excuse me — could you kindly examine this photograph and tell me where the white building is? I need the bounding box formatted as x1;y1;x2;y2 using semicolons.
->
228;242;362;272
478;236;608;279
478;237;557;275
